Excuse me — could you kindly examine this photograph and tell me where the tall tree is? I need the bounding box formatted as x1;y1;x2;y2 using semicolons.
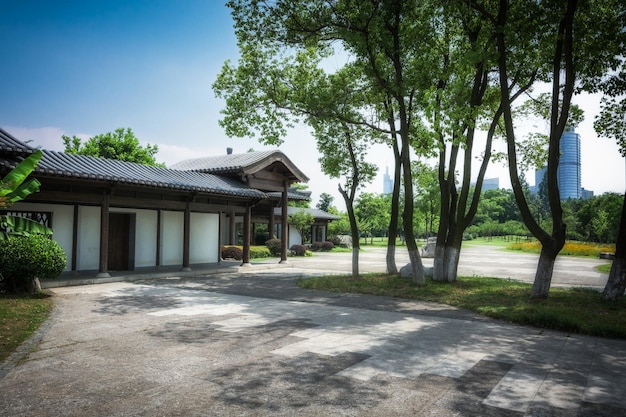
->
355;193;390;244
214;1;434;282
412;161;440;238
595;63;626;301
316;193;334;212
428;1;543;283
63;128;164;166
472;0;625;298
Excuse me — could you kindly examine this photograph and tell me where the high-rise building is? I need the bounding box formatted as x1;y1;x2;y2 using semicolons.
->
534;166;547;193
482;177;499;191
558;126;582;199
383;166;393;195
533;127;582;199
471;177;499;191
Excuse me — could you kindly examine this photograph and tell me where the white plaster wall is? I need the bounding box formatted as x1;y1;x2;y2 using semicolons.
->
78;206;101;270
288;226;302;248
8;202;74;271
110;208;157;268
161;210;183;266
190;213;219;263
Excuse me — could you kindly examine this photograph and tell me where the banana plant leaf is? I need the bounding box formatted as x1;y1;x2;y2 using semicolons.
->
3;178;41;206
0;214;53;241
0;150;43;197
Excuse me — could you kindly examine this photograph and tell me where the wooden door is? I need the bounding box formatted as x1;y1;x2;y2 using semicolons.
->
108;213;135;271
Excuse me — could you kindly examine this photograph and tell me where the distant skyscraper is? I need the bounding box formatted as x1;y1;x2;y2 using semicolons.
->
482;177;499;191
533;127;582;199
533;167;547;193
558;126;581;199
383;166;393;194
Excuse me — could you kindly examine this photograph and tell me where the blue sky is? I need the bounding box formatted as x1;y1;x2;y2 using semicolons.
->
1;1;624;209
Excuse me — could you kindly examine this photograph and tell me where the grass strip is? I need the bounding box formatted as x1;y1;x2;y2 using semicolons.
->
297;274;626;339
0;293;54;362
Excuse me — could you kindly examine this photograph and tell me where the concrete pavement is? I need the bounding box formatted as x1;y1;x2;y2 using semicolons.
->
1;246;624;416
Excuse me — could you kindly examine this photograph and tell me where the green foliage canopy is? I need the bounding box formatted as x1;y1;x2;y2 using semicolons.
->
62;128;164;166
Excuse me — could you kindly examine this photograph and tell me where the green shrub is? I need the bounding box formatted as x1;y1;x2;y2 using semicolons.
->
0;235;66;292
290;244;307;256
250;246;271;258
221;246;243;260
265;238;282;256
311;241;335;251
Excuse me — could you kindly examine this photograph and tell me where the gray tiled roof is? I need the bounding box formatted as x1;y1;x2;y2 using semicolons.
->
170;150;309;182
0;127;35;154
266;189;311;201
170;150;278;173
0;129;266;198
34;150;267;198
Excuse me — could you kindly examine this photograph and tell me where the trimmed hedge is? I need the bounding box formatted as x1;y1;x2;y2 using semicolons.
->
290;244;307;256
221;246;243;260
310;241;335;251
0;235;66;292
265;238;282;256
221;246;272;260
250;246;271;258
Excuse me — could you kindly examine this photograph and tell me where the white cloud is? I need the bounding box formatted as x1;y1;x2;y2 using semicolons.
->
4;126;90;152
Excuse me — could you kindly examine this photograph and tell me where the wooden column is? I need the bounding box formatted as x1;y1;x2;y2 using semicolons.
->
280;181;289;263
182;201;191;271
218;211;223;263
71;204;78;271
156;209;161;268
97;192;110;278
268;204;275;239
229;212;236;245
242;204;252;266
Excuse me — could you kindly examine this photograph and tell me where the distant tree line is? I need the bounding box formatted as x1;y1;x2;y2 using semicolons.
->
325;187;623;245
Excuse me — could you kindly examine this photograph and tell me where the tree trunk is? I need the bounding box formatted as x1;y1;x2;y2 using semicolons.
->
432;245;446;282
339;184;360;280
29;276;41;294
443;244;461;283
602;192;626;301
603;259;626;301
385;140;402;274
351;247;359;278
407;246;425;285
530;247;557;299
386;244;397;275
402;161;425;285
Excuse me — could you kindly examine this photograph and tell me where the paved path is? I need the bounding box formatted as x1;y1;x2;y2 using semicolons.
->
1;247;623;416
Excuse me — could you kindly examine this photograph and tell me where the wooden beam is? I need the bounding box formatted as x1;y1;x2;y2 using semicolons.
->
246;177;285;192
27;190;249;213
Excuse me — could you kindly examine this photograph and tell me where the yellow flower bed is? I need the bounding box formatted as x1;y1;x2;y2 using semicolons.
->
509;241;616;257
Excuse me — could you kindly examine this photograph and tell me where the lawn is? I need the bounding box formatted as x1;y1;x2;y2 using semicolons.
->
297;274;626;339
0;293;54;362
